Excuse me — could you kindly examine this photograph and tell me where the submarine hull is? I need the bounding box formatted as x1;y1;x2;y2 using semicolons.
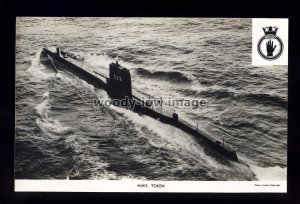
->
41;48;107;90
41;47;238;161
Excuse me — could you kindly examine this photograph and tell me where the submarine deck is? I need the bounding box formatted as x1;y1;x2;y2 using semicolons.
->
41;47;238;161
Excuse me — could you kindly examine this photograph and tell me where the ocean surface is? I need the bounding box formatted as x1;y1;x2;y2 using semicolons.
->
15;17;287;181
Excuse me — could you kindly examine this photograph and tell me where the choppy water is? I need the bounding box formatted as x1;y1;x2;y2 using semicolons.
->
15;17;287;180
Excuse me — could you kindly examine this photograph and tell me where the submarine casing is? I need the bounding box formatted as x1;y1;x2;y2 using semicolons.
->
40;47;238;161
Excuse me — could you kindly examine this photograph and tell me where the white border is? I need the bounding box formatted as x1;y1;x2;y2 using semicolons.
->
15;17;288;194
15;180;287;193
252;18;288;65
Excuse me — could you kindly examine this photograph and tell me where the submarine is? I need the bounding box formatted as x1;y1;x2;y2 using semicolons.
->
40;46;238;161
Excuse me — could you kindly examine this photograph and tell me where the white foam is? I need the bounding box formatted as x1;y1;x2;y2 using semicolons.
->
83;54;113;70
35;91;50;116
35;91;73;135
108;105;223;168
35;98;49;116
56;72;78;85
36;117;73;135
107;105;261;178
80;79;96;93
42;91;49;98
83;53;137;73
27;48;56;80
250;165;287;181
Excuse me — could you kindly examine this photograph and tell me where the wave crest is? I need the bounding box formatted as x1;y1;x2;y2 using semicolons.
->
135;68;191;83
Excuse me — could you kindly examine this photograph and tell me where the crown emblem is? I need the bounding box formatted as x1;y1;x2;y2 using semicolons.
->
262;26;278;35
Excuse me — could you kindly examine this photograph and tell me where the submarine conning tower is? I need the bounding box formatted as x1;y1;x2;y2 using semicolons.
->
41;47;239;161
106;61;132;99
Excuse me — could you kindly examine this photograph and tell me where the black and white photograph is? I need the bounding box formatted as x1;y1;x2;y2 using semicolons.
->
15;17;287;192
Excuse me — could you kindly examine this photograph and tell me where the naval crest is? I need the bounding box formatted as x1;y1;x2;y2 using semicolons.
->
257;26;284;61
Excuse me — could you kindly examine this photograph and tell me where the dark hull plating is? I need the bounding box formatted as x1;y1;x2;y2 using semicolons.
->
41;48;238;161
